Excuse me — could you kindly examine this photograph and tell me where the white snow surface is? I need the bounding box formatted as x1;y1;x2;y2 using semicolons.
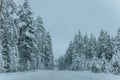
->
0;70;120;80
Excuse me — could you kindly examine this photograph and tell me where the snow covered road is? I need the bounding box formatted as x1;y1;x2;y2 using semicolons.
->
0;70;120;80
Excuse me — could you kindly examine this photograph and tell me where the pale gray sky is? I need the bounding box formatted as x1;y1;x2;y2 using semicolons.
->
15;0;120;59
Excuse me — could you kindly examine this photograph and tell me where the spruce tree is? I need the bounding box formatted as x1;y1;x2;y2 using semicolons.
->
17;0;36;71
0;0;19;72
65;41;73;70
46;32;54;69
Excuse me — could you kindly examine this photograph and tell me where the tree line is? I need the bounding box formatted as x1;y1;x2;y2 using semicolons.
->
58;29;120;75
0;0;54;72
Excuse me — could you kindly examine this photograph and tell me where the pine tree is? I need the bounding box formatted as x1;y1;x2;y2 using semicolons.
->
97;30;105;59
83;33;89;60
35;16;47;69
105;34;113;61
88;34;97;59
0;0;54;72
71;34;80;70
45;32;54;69
112;28;120;74
58;56;65;70
86;34;97;70
97;30;112;60
71;31;85;70
65;41;73;70
0;0;19;72
34;16;43;69
35;16;54;70
17;0;36;71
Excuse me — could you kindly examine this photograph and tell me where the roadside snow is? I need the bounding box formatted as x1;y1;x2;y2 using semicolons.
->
0;70;119;80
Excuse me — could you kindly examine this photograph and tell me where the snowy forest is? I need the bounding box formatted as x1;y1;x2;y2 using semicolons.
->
1;0;120;80
1;0;120;78
58;29;120;75
0;0;54;72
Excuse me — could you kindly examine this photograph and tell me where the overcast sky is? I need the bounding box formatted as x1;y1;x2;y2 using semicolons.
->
15;0;120;59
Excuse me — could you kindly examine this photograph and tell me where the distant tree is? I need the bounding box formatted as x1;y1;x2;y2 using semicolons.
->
111;28;120;74
60;29;118;75
65;41;73;70
97;30;113;61
88;34;97;59
58;56;65;70
83;33;89;60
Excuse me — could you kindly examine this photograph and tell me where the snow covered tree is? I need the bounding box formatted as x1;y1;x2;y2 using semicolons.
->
17;0;36;71
34;16;44;69
64;41;74;70
0;0;19;72
85;34;97;70
71;33;81;70
45;32;54;69
97;30;106;59
70;30;86;70
0;0;54;72
111;28;120;74
97;30;113;61
61;29;116;74
88;34;97;59
35;16;54;70
58;56;65;70
83;33;89;60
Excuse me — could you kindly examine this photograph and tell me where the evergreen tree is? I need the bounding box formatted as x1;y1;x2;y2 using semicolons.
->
0;0;19;72
17;0;36;71
71;31;85;70
46;32;54;69
83;33;89;60
64;41;73;70
88;34;97;59
34;16;44;69
58;56;65;70
0;0;54;73
112;28;120;74
71;34;80;70
97;30;113;61
60;29;116;74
